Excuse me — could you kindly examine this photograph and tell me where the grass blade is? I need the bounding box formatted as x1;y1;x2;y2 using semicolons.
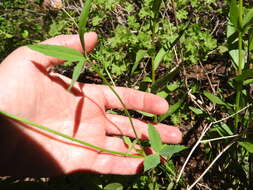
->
79;0;93;52
151;67;179;93
68;61;84;91
0;110;142;158
28;44;84;62
203;91;227;106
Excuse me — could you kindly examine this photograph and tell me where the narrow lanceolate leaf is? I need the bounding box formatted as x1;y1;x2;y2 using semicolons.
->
153;47;166;72
144;154;160;172
79;0;93;51
238;141;253;153
203;91;227;105
189;106;203;115
242;8;253;31
159;145;186;159
152;0;162;17
28;44;84;62
151;67;179;93
148;124;162;153
68;61;84;91
131;49;148;75
249;30;253;51
229;0;239;27
159;99;184;122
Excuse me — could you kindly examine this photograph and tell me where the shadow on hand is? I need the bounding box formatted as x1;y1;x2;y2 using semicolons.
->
0;63;142;177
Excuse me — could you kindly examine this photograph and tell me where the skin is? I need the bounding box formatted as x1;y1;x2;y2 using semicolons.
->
0;32;182;177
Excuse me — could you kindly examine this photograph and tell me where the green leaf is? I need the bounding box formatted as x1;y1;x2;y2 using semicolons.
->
234;69;253;82
79;0;93;51
242;8;253;31
229;49;245;69
144;154;160;172
167;83;179;92
211;122;233;136
137;111;155;118
249;30;253;51
238;141;253;153
28;44;84;62
148;124;162;152
131;50;148;75
189;106;203;115
142;76;153;83
151;67;179;93
159;99;184;122
227;21;238;42
159;145;186;159
104;183;123;190
152;0;162;17
243;78;253;86
123;136;132;147
203;91;227;105
153;47;166;72
156;90;168;99
229;0;239;27
219;122;233;136
68;61;84;91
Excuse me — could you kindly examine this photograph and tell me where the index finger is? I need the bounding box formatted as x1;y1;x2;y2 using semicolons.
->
101;86;169;115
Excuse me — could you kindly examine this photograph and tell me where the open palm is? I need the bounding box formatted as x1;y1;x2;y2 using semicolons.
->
0;33;182;177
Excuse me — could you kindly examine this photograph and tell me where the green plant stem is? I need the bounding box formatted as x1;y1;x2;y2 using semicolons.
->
152;59;155;85
0;110;143;158
85;57;141;144
105;67;116;86
96;68;141;141
235;0;244;129
235;85;242;129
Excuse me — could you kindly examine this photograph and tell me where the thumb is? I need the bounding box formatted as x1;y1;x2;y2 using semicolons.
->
25;32;98;68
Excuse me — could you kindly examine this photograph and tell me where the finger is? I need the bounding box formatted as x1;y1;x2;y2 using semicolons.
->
105;114;182;144
24;32;98;68
101;86;169;115
91;137;143;174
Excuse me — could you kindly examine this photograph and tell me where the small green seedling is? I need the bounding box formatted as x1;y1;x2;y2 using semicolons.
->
144;124;186;171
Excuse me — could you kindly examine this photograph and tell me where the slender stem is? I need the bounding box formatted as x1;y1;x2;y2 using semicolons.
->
200;134;239;143
235;0;244;130
152;58;155;85
238;0;243;31
85;56;141;143
95;67;141;142
235;85;242;129
105;67;116;86
0;110;143;158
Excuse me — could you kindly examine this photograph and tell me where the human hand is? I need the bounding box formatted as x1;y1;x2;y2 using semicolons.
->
0;33;182;177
